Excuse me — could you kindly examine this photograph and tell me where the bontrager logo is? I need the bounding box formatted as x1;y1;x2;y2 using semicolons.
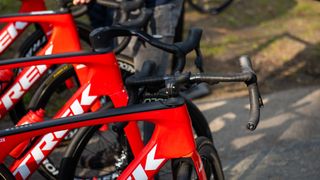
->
118;61;135;73
127;144;165;180
0;22;28;53
12;84;97;180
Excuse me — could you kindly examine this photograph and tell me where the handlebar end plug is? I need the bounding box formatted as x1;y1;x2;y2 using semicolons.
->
247;122;257;131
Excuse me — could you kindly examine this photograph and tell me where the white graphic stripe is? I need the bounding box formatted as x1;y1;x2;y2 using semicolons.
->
145;144;164;171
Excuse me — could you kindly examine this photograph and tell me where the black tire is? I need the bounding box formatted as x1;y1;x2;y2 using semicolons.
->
28;64;79;113
174;137;224;180
59;125;128;179
0;164;14;180
186;98;213;141
187;0;233;15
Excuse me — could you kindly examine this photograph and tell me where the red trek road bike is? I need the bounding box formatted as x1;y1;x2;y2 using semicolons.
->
0;25;263;179
0;49;262;180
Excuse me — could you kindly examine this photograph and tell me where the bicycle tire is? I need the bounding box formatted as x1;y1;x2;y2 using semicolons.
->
0;164;14;180
174;137;224;180
186;98;213;141
59;125;127;179
58;99;213;179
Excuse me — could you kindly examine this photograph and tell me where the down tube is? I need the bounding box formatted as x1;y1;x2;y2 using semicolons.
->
9;83;99;180
0;64;52;119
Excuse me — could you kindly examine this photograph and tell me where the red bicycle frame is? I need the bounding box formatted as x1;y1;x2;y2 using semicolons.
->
0;84;206;179
0;10;90;119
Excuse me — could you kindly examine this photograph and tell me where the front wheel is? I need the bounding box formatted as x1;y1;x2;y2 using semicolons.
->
59;125;128;179
174;137;224;180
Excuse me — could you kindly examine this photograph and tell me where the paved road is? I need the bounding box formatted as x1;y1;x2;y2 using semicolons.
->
195;86;320;180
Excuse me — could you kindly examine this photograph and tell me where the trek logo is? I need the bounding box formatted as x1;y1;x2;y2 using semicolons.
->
12;130;66;179
0;22;28;53
127;145;165;180
0;137;5;143
12;84;97;180
0;43;53;118
0;65;48;114
61;84;97;117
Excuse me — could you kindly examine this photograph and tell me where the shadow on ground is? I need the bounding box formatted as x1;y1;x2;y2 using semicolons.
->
198;31;320;96
196;86;320;179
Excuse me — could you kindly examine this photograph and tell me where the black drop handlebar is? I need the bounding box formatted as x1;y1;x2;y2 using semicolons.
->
126;56;263;131
90;27;202;72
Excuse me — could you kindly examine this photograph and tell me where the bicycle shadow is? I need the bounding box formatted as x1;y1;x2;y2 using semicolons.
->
257;36;320;92
195;86;320;179
199;31;320;95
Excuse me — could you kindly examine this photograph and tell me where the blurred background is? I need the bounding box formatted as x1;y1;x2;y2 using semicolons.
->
1;0;320;179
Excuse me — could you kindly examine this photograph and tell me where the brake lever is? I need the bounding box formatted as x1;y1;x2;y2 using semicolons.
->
195;46;204;73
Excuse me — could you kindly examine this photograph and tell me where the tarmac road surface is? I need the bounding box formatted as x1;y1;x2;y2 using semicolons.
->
196;86;320;180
